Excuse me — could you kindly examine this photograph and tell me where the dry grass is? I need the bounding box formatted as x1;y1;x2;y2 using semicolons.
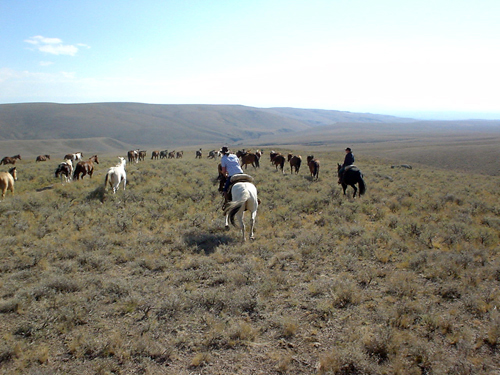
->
0;150;499;374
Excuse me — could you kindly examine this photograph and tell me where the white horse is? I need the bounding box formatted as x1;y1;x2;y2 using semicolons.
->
104;157;127;194
223;176;259;241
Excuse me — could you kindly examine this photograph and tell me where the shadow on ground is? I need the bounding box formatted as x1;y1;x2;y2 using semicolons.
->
183;230;234;255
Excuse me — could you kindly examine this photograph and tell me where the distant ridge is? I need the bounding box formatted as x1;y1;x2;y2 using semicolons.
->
0;102;414;147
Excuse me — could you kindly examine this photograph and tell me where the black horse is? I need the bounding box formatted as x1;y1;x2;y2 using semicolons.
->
337;164;366;198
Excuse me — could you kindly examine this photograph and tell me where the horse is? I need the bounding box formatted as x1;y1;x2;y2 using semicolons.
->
288;154;302;174
12;154;21;160
223;174;259;241
207;150;218;159
273;154;286;174
176;151;184;158
55;161;73;183
307;156;320;180
128;150;139;163
73;155;99;180
36;154;50;162
269;151;279;164
337;163;366;198
160;150;168;159
105;157;127;194
195;149;202;159
138;151;147;161
151;150;160;160
63;152;82;161
1;157;17;165
0;167;17;199
238;151;260;170
168;151;176;159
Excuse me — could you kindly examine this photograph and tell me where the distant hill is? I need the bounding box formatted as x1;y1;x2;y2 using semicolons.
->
0;103;414;147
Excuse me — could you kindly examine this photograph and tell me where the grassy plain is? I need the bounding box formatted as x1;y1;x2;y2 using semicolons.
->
0;151;499;374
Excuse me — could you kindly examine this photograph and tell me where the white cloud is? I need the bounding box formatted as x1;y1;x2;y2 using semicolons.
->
24;35;87;56
39;61;54;67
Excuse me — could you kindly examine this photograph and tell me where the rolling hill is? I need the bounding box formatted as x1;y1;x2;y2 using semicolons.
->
0;102;412;147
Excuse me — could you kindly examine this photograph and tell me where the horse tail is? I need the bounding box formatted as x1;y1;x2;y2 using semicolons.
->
358;173;366;195
104;172;109;188
224;201;245;227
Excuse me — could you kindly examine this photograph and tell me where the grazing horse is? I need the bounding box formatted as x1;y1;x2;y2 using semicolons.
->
73;155;99;180
223;175;259;241
307;155;320;180
151;150;160;160
55;161;73;183
0;167;17;199
105;157;127;194
288;154;302;174
36;154;50;162
128;150;139;163
273;154;286;173
195;149;202;159
1;157;17;165
338;164;366;198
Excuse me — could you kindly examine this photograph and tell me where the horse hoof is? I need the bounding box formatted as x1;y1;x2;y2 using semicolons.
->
225;225;230;231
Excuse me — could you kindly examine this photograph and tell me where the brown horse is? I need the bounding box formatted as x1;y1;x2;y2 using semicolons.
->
151;150;160;160
128;150;139;163
73;155;99;180
176;151;184;158
138;151;147;161
0;167;17;199
237;150;260;170
288;154;302;174
273;154;286;174
36;154;51;162
0;157;17;165
307;155;320;180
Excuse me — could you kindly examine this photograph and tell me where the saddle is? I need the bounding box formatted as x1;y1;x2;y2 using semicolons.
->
344;165;358;172
339;165;358;184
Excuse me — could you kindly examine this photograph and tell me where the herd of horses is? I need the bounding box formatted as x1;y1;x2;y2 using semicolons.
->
0;148;366;240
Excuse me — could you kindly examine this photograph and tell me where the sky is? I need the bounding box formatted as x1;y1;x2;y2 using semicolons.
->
1;0;499;120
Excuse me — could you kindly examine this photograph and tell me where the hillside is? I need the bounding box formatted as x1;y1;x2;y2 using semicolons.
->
0;103;415;147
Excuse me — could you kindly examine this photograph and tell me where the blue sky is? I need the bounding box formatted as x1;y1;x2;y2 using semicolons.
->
1;0;499;119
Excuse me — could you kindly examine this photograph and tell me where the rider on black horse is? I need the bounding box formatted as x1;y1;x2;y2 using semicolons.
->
338;147;354;184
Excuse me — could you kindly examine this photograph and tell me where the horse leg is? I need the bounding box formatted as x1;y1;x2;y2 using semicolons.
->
238;210;246;241
352;184;358;198
224;212;230;230
249;209;257;240
342;183;347;195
